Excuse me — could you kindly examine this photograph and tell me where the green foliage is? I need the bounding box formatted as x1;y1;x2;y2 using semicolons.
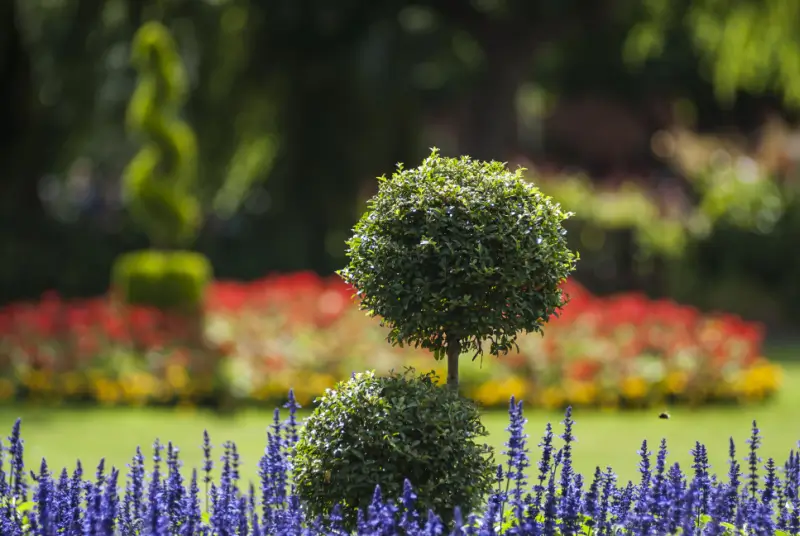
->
624;0;800;108
293;370;495;529
123;21;201;248
339;148;578;361
112;250;212;311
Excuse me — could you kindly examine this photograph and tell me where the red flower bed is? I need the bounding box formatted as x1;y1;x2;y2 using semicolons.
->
0;272;782;409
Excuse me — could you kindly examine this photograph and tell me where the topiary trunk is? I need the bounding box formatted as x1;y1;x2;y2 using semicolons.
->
446;337;460;390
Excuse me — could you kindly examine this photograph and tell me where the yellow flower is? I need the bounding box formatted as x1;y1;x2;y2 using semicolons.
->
24;370;50;393
120;372;158;405
621;376;648;400
539;386;565;410
746;362;783;394
61;372;83;396
166;364;189;391
474;380;505;407
664;371;688;394
0;379;14;400
94;378;121;405
732;362;783;402
565;380;596;406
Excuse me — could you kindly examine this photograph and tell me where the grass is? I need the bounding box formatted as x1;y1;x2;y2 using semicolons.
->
1;362;799;485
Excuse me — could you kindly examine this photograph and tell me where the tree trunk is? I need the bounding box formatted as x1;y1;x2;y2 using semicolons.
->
446;337;461;390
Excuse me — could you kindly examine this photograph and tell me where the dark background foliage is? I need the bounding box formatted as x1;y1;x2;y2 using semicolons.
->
3;0;800;336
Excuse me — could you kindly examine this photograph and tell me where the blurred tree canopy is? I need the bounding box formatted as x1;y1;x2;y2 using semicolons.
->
2;0;800;328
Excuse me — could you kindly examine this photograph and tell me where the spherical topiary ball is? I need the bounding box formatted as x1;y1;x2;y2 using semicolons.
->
339;148;578;362
292;370;495;529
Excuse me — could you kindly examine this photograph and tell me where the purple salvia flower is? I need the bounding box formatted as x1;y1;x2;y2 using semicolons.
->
237;495;248;535
631;439;655;534
231;442;240;483
678;480;699;536
612;480;634;528
748;457;779;535
779;449;799;531
665;462;686;532
82;481;97;536
127;446;145;531
690;441;711;514
597;466;616;535
88;460;106;535
328;504;345;535
102;467;120;536
724;437;741;523
95;457;105;488
747;420;762;500
558;407;580;535
452;506;465;536
166;441;185;531
424;509;444;536
582;466;602;530
502;397;529;527
534;422;554;513
182;469;202;536
148;439;164;536
202;430;213;510
399;478;419;532
34;458;52;536
54;468;70;532
480;488;501;535
542;449;561;536
650;438;669;527
69;460;84;535
7;419;26;501
219;440;235;530
283;388;301;449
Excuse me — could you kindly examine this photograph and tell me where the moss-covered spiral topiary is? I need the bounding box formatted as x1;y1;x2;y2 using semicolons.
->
339;148;579;388
292;370;495;529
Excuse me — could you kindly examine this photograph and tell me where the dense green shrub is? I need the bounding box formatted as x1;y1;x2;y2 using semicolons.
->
111;250;211;311
292;370;495;529
339;148;578;387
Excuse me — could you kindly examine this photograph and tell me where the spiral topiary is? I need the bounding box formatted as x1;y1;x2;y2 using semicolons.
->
123;21;201;248
112;21;210;311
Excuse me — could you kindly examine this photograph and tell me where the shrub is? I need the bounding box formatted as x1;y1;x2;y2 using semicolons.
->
112;250;212;311
292;370;495;528
339;148;578;388
2;392;800;534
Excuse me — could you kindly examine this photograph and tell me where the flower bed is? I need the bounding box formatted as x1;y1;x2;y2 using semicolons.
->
1;394;799;534
0;272;782;409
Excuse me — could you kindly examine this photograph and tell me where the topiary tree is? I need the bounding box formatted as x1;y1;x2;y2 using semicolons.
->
293;369;495;529
111;21;209;313
339;148;579;389
123;20;202;252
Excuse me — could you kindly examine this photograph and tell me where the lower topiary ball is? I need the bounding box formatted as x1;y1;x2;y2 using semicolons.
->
292;369;495;529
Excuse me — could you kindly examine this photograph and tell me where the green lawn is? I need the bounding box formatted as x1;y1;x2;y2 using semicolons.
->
2;363;799;485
